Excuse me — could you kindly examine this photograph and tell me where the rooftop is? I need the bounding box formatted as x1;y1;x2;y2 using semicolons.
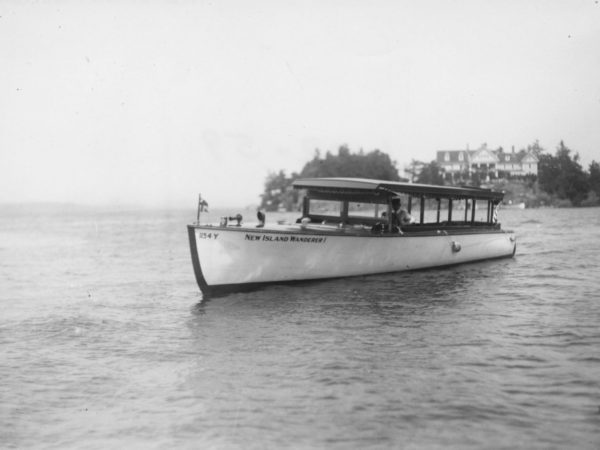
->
293;177;504;201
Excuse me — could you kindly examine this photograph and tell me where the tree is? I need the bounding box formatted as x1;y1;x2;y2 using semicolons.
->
260;145;402;211
416;161;445;185
259;170;299;211
537;153;561;195
299;145;401;181
538;141;589;206
589;160;600;198
406;159;425;183
526;139;545;158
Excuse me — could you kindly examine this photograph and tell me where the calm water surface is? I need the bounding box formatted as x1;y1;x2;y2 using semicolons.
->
1;206;599;449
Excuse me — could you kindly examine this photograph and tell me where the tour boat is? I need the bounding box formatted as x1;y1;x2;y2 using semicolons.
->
187;178;516;296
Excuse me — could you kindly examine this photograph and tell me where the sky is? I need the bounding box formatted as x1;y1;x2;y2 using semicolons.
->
1;0;599;208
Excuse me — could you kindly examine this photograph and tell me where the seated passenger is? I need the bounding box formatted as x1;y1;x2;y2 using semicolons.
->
256;209;266;227
391;197;413;228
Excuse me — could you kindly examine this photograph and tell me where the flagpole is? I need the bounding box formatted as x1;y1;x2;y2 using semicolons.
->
197;194;202;224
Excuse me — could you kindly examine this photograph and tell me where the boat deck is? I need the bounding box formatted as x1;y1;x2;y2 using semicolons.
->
192;220;506;237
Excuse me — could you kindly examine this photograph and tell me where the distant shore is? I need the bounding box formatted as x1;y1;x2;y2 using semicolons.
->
486;179;599;208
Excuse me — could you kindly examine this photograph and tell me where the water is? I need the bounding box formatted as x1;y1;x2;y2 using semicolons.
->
1;205;599;449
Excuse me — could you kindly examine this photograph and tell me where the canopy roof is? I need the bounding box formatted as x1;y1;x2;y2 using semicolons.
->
292;177;504;201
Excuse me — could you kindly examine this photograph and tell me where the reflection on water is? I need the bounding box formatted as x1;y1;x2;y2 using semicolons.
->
1;207;599;449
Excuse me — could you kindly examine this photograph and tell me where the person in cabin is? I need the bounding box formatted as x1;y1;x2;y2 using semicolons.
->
256;209;266;228
391;197;413;230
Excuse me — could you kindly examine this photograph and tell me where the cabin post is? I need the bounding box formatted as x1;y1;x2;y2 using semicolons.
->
464;198;469;222
341;201;349;225
302;196;310;217
487;200;492;223
387;198;393;232
471;198;476;223
420;196;425;224
448;199;453;223
436;198;441;223
407;196;412;214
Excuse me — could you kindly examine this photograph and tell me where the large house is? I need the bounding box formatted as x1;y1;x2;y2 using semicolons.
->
436;144;538;181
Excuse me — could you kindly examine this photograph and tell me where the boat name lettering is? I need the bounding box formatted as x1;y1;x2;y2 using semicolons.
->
289;236;327;243
198;232;219;240
244;233;326;244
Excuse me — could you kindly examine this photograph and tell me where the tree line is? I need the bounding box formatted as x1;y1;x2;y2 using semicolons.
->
260;142;600;210
537;141;598;206
260;145;400;211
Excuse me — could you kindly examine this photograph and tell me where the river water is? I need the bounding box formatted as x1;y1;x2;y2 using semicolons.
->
1;205;599;449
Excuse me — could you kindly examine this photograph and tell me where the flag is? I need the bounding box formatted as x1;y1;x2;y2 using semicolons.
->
493;202;499;223
198;195;208;212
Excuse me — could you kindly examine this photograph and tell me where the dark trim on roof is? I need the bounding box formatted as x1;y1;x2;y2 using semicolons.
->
292;177;504;201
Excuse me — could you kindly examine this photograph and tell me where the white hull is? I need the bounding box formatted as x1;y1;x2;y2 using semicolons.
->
188;224;516;295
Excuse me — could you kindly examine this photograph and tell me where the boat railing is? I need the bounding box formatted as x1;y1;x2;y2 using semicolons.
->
298;214;384;226
401;221;501;231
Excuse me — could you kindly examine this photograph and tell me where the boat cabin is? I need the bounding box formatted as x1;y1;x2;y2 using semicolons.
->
292;178;504;232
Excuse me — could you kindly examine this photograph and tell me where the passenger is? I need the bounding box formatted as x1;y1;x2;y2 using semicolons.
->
256;209;265;228
391;197;413;229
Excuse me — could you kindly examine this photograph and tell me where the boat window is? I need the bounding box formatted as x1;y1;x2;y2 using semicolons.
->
443;198;453;222
417;197;448;223
473;199;490;222
308;199;342;217
347;202;383;219
410;197;421;223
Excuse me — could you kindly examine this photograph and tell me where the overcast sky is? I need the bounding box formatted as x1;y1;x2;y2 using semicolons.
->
1;0;599;208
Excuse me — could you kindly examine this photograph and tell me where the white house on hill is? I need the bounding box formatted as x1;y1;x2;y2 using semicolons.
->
436;144;538;181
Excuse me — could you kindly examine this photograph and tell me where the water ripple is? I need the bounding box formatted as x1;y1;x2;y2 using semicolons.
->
2;207;600;449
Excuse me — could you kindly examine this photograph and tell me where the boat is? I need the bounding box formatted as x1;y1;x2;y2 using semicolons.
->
187;178;516;296
503;200;526;209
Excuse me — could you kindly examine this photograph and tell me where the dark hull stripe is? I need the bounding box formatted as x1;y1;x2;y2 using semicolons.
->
187;225;210;294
